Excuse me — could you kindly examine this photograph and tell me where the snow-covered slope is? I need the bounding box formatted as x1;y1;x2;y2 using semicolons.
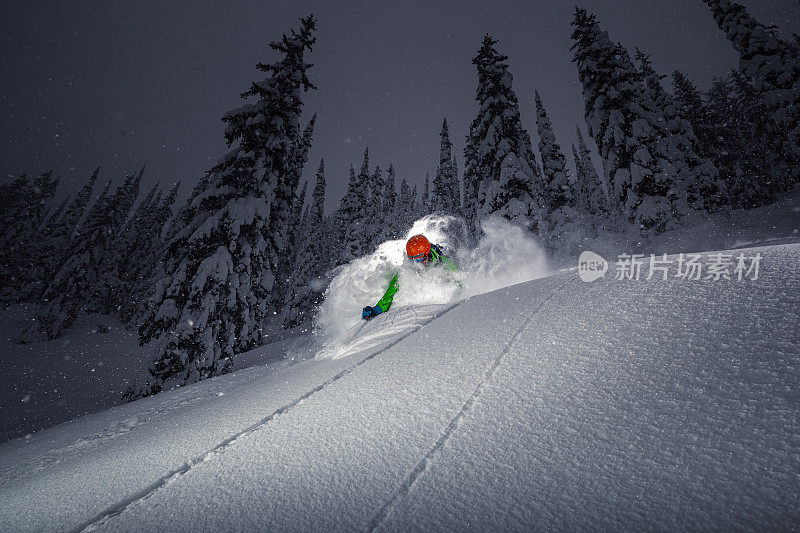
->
0;308;150;444
1;243;798;531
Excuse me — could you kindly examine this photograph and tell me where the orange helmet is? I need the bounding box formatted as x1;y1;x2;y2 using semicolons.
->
406;234;431;263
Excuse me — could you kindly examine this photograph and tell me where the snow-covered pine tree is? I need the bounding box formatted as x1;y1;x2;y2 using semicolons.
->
382;164;398;239
570;143;590;214
411;183;419;212
335;149;372;264
137;15;318;395
125;181;181;317
30;168;143;338
34;168;99;301
431;118;460;215
289;180;309;239
534;90;585;254
397;176;415;234
634;49;729;216
703;0;800;188
726;70;777;207
90;168;143;315
453;152;462;211
420;172;431;217
534;91;571;214
571;9;704;234
573;126;610;219
463;35;543;233
671;71;712;154
283;158;329;328
0;175;35;254
283;114;316;250
111;183;161;323
0;171;59;302
365;165;385;249
271;113;316;313
39;196;70;236
34;179;113;339
0;176;26;247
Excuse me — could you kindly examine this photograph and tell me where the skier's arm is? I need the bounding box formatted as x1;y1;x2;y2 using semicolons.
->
376;272;400;312
362;272;399;320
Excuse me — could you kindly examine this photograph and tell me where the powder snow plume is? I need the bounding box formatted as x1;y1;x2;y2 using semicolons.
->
313;215;550;358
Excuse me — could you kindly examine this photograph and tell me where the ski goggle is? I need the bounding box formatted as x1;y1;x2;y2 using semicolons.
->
409;253;427;263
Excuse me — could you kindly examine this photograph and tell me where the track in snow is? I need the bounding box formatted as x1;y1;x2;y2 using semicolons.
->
367;277;574;531
71;303;462;533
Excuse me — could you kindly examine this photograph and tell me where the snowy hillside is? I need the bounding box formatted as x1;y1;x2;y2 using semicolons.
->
1;242;798;531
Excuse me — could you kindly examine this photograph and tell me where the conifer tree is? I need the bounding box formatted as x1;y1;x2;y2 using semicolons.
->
335;149;372;263
573;126;610;219
634;49;728;215
91;168;143;314
463;35;543;233
703;0;800;187
431;118;459;215
34;179;113;339
535;91;586;253
397;177;415;234
535;91;571;213
382;164;399;239
366;164;385;247
671;71;712;153
109;180;179;324
0;171;59;302
571;9;718;234
727;70;777;206
418;172;431;218
284;158;328;327
137;15;318;394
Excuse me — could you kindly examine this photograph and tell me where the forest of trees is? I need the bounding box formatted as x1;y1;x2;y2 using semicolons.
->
1;0;798;396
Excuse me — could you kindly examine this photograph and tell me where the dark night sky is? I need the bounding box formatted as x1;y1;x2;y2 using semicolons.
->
1;1;799;212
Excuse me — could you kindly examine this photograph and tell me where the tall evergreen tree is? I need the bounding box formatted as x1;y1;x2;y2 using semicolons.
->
573;126;609;219
431;118;460;215
727;70;777;206
703;0;800;187
671;71;712;153
365;165;385;248
91;168;143;314
571;9;719;234
397;177;415;234
0;171;59;302
535;91;585;253
34;179;114;339
634;49;728;215
418;172;431;218
535;91;571;213
137;15;318;395
112;183;161;322
284;158;329;327
463;35;543;233
382;164;399;239
335;149;372;263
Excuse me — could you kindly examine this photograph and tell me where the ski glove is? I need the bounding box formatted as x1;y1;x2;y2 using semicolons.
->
361;305;383;320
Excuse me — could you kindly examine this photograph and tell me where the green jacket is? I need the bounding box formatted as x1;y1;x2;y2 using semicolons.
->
375;246;457;312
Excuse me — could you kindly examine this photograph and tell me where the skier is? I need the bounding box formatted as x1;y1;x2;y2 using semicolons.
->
361;234;457;320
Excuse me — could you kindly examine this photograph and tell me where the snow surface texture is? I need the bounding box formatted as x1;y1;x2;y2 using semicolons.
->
0;307;309;445
314;215;550;359
1;242;798;531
